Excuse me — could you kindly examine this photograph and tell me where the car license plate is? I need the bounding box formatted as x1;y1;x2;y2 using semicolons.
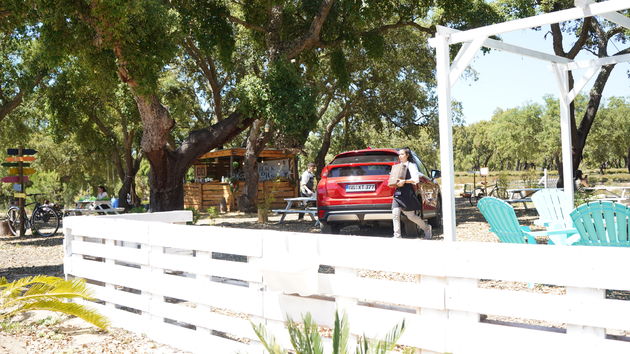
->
346;184;375;192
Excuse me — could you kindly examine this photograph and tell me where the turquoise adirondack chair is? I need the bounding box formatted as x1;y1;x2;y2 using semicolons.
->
478;197;578;245
570;201;630;247
531;188;572;229
477;197;537;244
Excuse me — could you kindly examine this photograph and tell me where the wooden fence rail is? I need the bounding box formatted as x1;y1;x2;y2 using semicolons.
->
63;212;630;353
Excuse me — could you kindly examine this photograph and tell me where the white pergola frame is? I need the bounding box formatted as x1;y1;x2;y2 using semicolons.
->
430;0;630;241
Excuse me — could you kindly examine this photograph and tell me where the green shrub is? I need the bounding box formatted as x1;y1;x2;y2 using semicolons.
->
186;207;200;225
207;206;219;219
252;311;405;354
128;206;146;214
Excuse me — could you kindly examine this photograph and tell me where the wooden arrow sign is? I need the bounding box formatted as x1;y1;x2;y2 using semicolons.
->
8;167;35;175
2;162;31;167
1;176;29;183
5;156;36;162
7;148;37;156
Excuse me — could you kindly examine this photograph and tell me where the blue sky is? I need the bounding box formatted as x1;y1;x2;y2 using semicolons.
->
452;29;630;125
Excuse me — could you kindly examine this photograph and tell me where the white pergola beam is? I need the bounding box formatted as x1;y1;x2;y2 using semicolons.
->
449;36;486;87
448;0;630;45
600;12;630;30
566;53;630;70
435;34;457;242
567;65;601;103
435;25;572;64
552;64;575;216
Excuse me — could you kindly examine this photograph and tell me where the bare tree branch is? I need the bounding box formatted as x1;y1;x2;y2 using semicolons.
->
183;38;224;121
226;15;265;33
286;0;335;59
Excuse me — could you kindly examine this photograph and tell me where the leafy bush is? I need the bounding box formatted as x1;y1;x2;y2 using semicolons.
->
128;206;147;213
0;276;109;330
252;311;406;354
186;207;200;225
207;206;219;219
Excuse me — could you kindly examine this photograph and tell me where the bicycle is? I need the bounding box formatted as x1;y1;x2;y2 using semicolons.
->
6;193;61;237
469;181;508;206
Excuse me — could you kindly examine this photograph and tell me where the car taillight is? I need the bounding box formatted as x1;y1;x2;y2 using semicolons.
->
318;209;325;219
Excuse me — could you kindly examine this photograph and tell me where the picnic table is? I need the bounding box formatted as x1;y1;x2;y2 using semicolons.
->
272;196;318;225
505;188;541;209
63;200;125;216
583;186;630;204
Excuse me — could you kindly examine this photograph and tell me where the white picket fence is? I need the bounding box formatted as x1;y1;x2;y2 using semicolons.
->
63;211;630;353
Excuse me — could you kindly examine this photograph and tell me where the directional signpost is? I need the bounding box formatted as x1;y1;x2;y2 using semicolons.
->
2;148;37;236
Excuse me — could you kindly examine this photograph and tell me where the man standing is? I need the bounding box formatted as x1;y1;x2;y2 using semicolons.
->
300;163;317;197
298;163;316;220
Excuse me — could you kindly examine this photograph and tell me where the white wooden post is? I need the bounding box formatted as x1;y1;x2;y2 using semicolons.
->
435;32;457;242
552;64;575;212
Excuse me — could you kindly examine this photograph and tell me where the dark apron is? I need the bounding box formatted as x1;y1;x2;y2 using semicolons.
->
392;168;422;211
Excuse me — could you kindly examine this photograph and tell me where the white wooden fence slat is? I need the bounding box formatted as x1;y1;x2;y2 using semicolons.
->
102;210;192;223
69;258;148;290
72;240;149;265
441;242;630;290
148;272;264;316
78;299;149;334
149;299;256;341
148;224;263;256
88;284;149;312
447;287;630;331
317;273;445;310
345;303;448;351
262;293;336;327
449;321;630;354
150;251;262;282
143;320;251;353
65;217;151;244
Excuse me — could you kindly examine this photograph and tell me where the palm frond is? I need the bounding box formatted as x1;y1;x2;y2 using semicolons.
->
7;300;109;330
2;277;94;309
0;276;108;330
251;321;285;354
371;320;405;354
332;311;349;354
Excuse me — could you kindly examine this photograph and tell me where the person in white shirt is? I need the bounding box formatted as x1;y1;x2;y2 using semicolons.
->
96;186;108;200
389;148;432;239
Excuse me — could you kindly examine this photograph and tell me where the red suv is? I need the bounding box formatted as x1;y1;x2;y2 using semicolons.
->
316;148;441;235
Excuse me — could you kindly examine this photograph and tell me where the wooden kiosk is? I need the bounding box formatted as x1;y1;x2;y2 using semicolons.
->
184;148;299;211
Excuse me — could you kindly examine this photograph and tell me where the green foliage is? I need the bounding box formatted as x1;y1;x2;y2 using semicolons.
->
0;276;109;330
128;206;147;214
206;206;219;218
251;311;405;354
522;169;540;188
186;207;200;224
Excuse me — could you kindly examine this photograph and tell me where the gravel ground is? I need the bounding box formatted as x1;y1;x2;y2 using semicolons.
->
0;198;557;352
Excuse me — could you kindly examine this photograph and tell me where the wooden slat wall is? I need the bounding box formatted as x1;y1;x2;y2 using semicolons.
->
184;180;297;211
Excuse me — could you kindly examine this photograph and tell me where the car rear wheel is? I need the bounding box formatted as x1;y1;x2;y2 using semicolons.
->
320;221;341;234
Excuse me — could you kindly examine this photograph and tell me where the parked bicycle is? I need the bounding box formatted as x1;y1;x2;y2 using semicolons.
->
469;181;508;206
6;193;61;237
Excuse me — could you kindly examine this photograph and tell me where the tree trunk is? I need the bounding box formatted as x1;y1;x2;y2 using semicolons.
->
314;106;348;177
139;108;253;211
572;65;614;169
238;119;270;213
